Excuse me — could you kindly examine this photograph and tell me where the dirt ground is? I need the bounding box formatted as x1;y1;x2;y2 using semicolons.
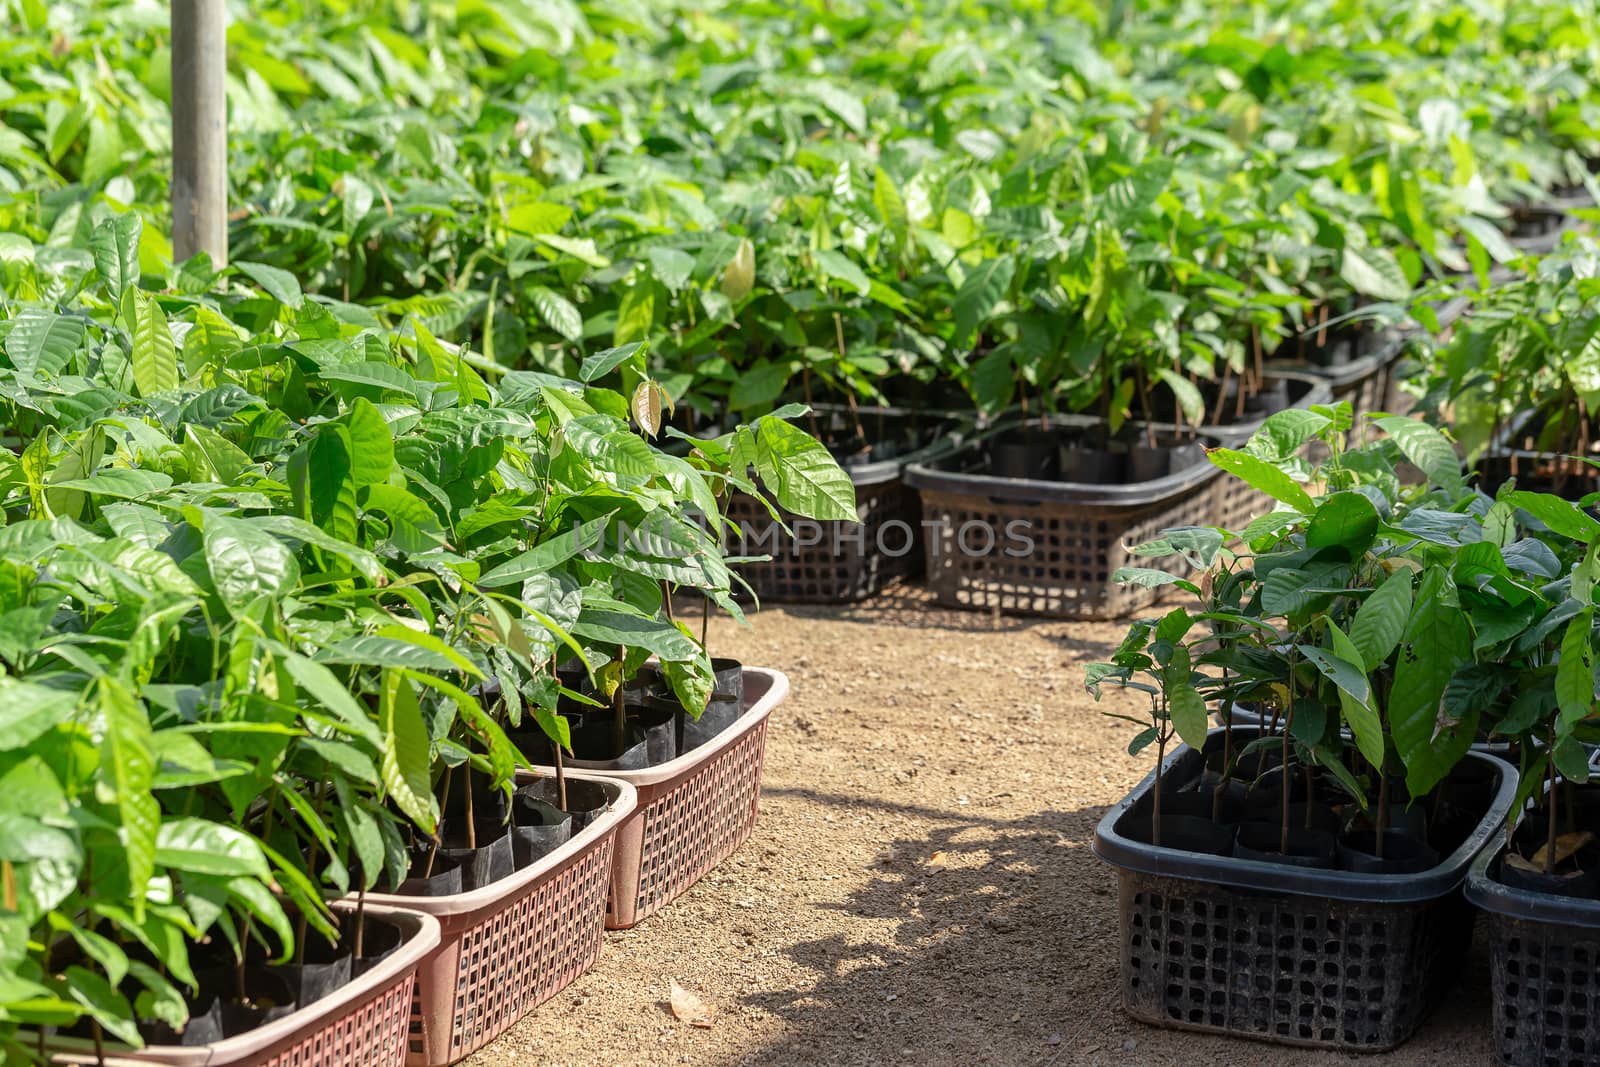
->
468;588;1490;1067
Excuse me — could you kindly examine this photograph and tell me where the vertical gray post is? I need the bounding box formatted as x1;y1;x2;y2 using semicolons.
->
171;0;227;266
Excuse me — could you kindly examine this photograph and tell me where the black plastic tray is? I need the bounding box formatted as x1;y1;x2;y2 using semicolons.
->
1094;727;1519;904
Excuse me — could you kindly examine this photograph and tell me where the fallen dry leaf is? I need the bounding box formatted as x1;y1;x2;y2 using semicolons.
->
669;980;714;1029
926;850;947;869
1507;831;1595;873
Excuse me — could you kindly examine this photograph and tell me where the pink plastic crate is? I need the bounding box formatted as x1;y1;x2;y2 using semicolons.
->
54;903;438;1067
601;667;789;929
364;772;637;1067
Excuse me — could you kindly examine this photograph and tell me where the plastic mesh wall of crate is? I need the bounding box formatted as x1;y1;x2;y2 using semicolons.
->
264;973;414;1067
611;720;769;925
1487;912;1600;1067
1120;871;1465;1051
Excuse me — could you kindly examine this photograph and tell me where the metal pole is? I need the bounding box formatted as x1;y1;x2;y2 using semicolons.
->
171;0;227;266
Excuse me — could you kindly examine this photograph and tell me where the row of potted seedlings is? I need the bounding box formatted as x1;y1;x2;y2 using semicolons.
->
1087;405;1600;1062
721;189;1597;621
0;214;852;1066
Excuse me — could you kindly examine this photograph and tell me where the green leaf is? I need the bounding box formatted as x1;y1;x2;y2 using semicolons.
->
234;260;304;308
1557;609;1596;730
1373;416;1463;494
1389;569;1472;796
530;286;583;342
1155;368;1205;426
1163;645;1207;749
614;282;655;346
1502;490;1600;541
478;512;615;588
579;342;645;383
123;289;180;396
5;310;84;380
755;417;857;521
815;248;872;295
0;680;77;748
203;515;298;613
343;398;394;486
1241;406;1331;460
1340;238;1411;302
90;212;141;302
1350;568;1413;670
50;468;173;500
282;654;383;749
953;255;1015;348
1328;623;1385;767
155;818;270;878
1207;448;1314;514
1299;643;1371;705
1306;492;1380;554
97;677;158;918
378;669;436;834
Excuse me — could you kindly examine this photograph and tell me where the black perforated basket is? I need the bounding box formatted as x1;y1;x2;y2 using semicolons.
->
1094;728;1517;1052
903;425;1262;620
1466;834;1600;1065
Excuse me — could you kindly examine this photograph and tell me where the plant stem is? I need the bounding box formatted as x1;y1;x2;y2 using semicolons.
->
354;884;366;959
1153;724;1165;849
466;766;476;850
613;660;628;754
1546;726;1559;876
1280;691;1296;855
553;741;568;811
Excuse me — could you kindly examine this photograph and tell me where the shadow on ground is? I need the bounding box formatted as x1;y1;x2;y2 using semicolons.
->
725;788;1495;1067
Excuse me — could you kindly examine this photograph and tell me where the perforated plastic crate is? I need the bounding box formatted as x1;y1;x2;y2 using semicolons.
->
51;905;438;1067
1466;837;1600;1066
364;773;637;1067
1096;728;1516;1051
601;667;788;929
905;429;1263;620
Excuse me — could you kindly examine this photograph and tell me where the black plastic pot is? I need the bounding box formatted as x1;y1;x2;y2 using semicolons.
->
437;817;516;891
1095;726;1518;1051
987;428;1061;481
265;925;354;1007
1338;829;1440;875
631;700;678;765
677;694;741;753
566;718;650;770
712;657;745;705
511;793;573;868
1233;822;1338;868
521;775;611;831
1155;789;1243;825
200;967;296;1038
1243;376;1290;416
1121;814;1233;856
394;850;464;896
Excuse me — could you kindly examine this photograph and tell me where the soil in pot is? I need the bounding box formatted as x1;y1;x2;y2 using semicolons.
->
566;717;650;770
511;792;574;868
1122;814;1234;856
522;776;611;831
437;816;516;891
1234;822;1338;868
988;428;1061;481
1338;829;1440;874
